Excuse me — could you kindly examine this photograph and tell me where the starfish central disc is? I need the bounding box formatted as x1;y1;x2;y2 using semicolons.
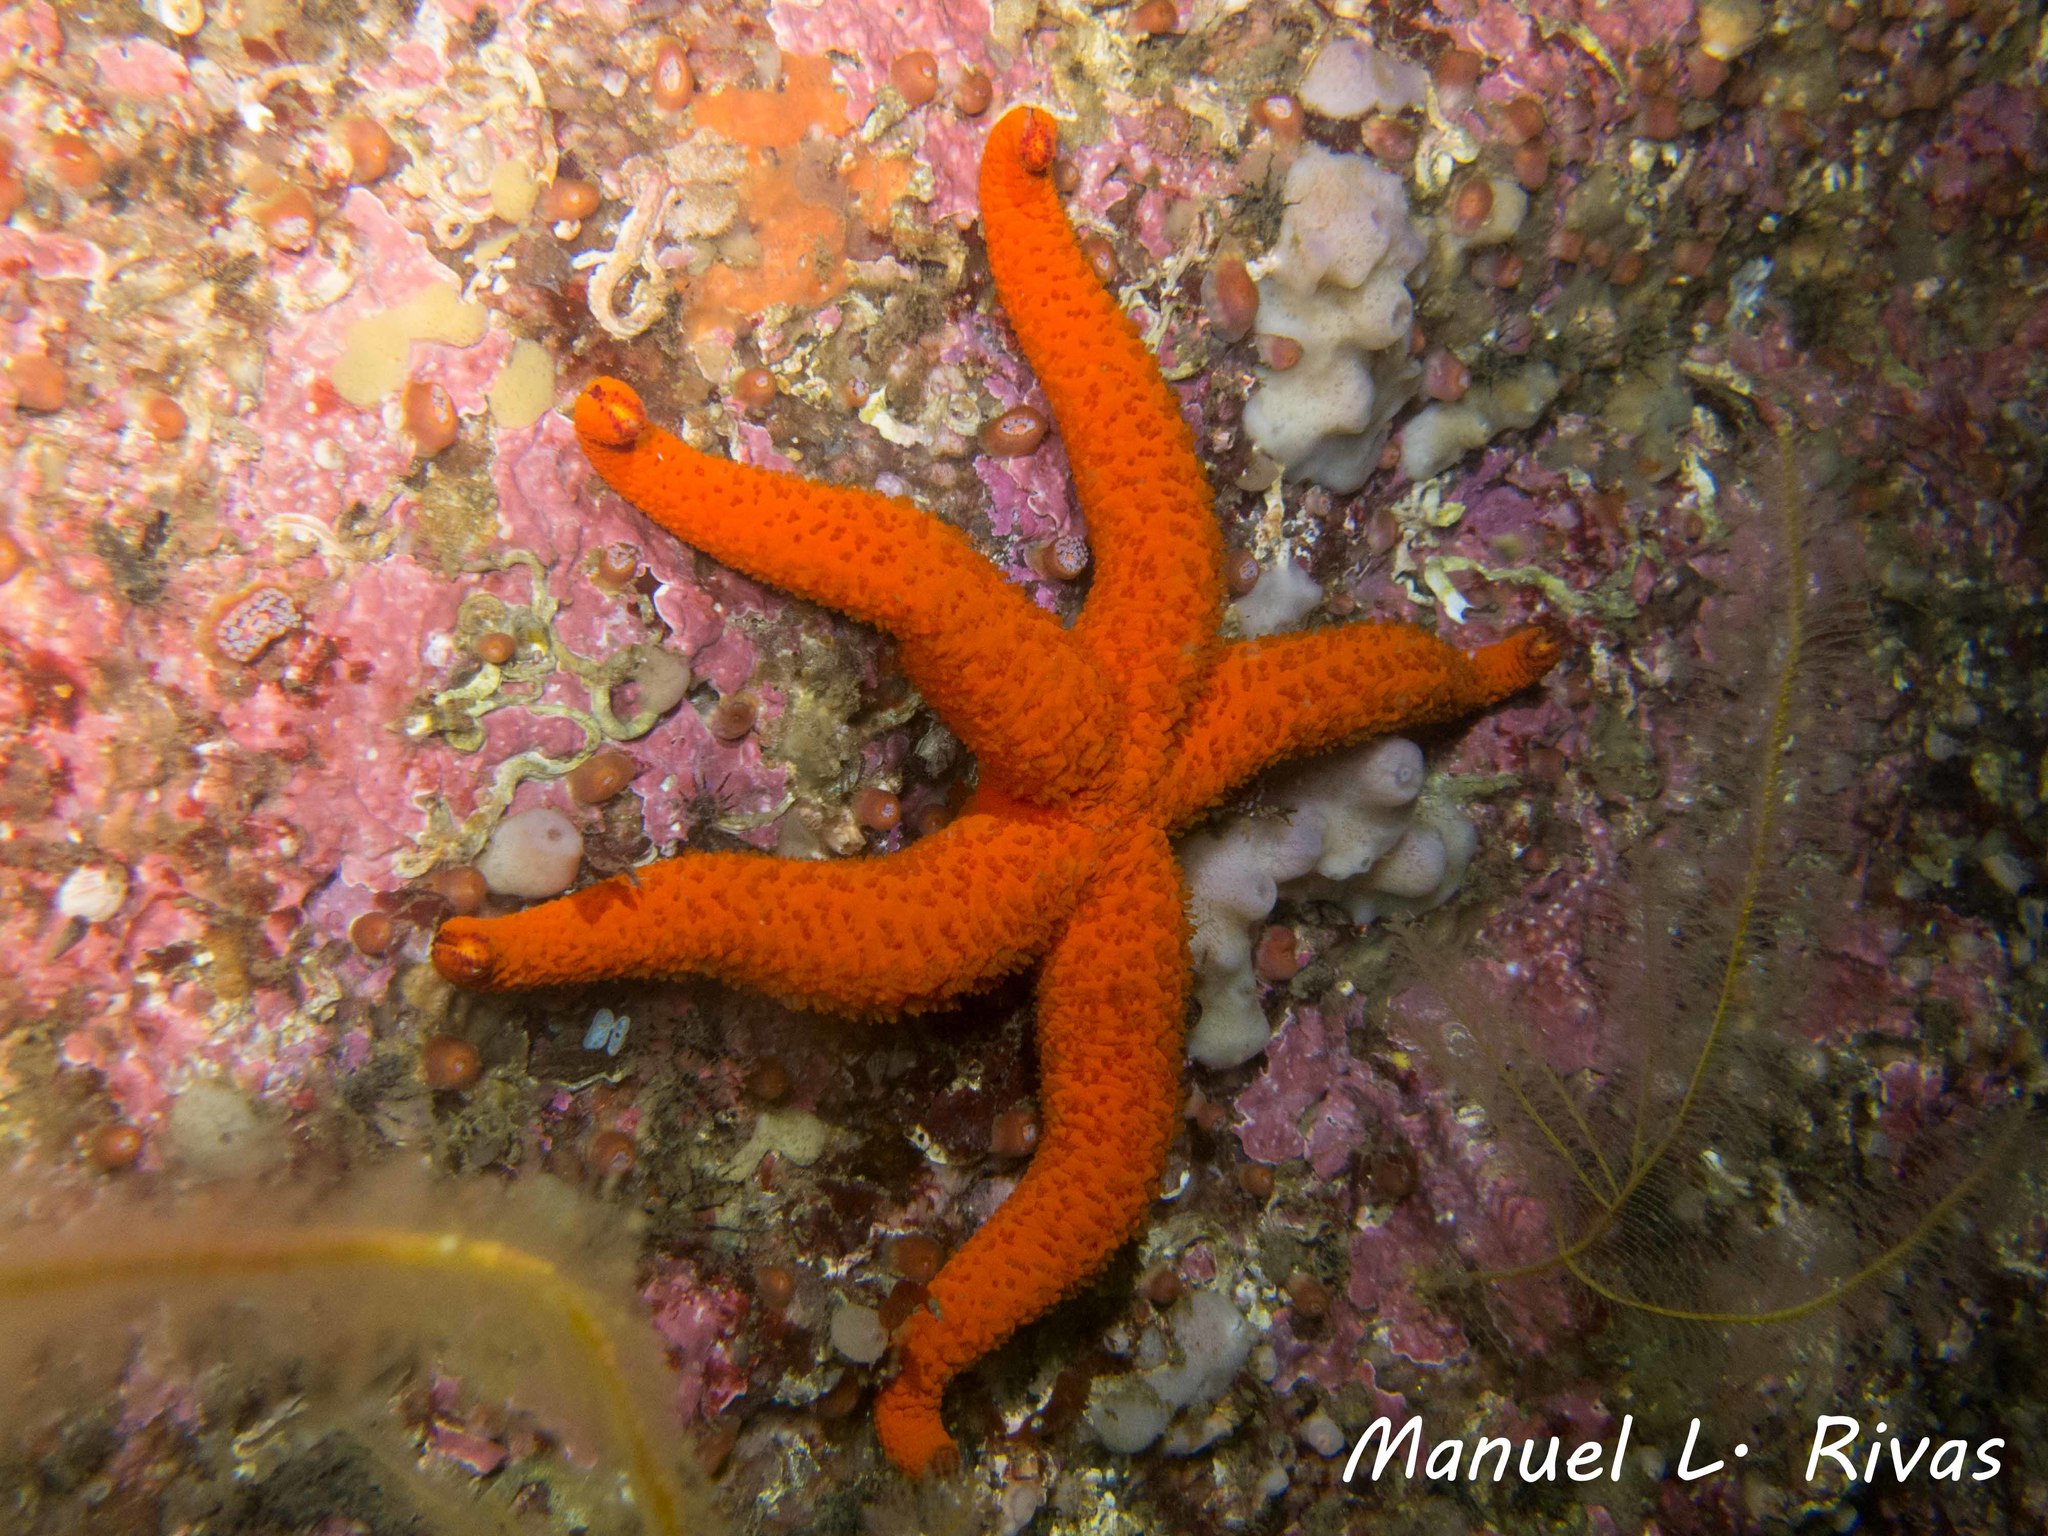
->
432;105;1561;1477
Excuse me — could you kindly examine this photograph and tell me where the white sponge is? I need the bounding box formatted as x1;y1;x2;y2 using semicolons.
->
1244;148;1424;493
1400;360;1560;482
1182;810;1323;973
1268;149;1421;296
1287;738;1426;877
1368;823;1448;898
1086;1288;1258;1456
1180;737;1477;1067
1188;969;1268;1069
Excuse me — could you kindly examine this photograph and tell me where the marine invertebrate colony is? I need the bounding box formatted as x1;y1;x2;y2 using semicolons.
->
433;108;1560;1477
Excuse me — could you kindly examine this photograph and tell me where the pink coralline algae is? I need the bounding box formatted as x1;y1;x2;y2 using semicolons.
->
88;38;198;107
1439;0;1693;108
1238;1000;1583;1372
1235;1004;1383;1180
1060;130;1238;267
0;39;794;1136
768;0;994;123
233;189;513;537
484;412;786;854
0;0;61;64
967;331;1079;556
643;1258;749;1422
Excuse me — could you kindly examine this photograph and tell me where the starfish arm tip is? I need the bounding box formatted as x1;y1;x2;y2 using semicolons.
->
1013;107;1057;174
1477;621;1569;698
575;377;648;448
431;925;495;987
875;1382;961;1479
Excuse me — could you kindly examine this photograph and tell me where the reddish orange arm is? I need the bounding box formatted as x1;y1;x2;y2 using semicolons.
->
575;381;1120;803
978;110;1226;734
875;826;1188;1476
1163;625;1564;828
433;810;1093;1016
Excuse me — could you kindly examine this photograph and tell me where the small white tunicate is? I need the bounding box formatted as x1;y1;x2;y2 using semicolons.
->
57;865;128;924
1298;39;1428;120
1696;0;1764;60
1400;403;1491;485
1401;361;1559;482
1147;1289;1256;1412
583;1008;631;1056
1981;847;2034;897
1298;1408;1348;1458
997;1479;1044;1536
1453;176;1528;248
829;1301;889;1364
1233;561;1323;638
1087;1376;1173;1455
477;807;585;898
151;0;205;37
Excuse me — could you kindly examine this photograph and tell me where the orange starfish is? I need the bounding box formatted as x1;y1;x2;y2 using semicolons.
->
433;107;1561;1477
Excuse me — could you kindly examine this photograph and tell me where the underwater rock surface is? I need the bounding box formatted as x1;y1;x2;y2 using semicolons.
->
1;0;2043;1532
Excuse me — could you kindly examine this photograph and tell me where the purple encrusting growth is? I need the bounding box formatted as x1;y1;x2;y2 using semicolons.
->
644;1257;751;1422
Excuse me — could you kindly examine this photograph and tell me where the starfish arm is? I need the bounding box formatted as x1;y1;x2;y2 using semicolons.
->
573;381;1119;802
431;809;1094;1015
875;827;1186;1476
979;109;1226;732
1162;624;1564;827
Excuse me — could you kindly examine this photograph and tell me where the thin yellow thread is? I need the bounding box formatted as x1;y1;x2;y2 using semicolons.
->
1530;1053;1622;1205
1557;1117;2018;1324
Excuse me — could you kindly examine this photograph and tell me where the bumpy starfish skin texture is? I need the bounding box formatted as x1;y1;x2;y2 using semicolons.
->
433;107;1562;1477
